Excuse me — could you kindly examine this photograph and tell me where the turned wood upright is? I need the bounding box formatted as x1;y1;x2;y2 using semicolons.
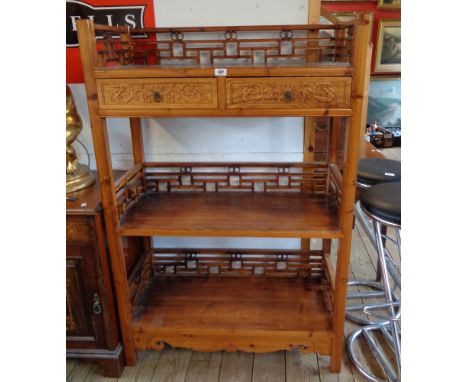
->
77;12;371;373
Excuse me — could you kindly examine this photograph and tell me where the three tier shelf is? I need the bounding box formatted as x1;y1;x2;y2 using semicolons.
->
76;11;371;373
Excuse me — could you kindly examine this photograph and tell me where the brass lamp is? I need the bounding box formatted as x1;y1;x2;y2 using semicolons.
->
66;85;95;193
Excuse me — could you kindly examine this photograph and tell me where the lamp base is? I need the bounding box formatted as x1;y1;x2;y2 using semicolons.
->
66;164;95;194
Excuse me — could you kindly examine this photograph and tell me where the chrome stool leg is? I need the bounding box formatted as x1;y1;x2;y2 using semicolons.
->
348;323;401;382
346;202;400;325
348;208;401;381
374;220;401;374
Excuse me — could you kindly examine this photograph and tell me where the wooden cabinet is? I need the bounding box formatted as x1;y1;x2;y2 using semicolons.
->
66;183;124;377
76;14;371;374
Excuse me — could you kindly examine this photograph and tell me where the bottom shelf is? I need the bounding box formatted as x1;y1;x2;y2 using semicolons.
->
132;276;334;354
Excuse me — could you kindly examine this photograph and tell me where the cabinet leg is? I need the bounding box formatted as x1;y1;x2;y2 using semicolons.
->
95;352;125;378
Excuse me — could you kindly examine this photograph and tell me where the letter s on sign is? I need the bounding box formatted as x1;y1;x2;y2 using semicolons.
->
125;14;137;29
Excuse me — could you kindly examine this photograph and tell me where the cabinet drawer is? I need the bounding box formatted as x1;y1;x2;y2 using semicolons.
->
226;77;351;110
97;78;218;110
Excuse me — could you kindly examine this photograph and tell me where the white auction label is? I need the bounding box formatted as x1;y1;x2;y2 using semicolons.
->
214;68;227;76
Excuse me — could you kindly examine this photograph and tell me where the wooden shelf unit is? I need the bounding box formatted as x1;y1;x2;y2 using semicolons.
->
76;11;371;374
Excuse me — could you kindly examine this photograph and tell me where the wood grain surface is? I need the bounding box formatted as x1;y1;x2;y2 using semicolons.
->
118;192;341;238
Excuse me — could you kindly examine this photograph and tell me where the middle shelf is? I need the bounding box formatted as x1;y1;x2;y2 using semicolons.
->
115;162;343;238
118;192;341;238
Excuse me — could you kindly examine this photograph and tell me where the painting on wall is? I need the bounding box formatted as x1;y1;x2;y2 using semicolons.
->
378;0;401;9
367;77;401;128
374;20;401;73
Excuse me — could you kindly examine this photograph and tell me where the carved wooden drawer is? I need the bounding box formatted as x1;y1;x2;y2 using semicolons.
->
225;77;352;110
97;78;218;110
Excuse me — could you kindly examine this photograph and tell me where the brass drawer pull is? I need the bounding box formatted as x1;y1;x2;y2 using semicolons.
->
315;122;328;132
153;91;162;103
283;90;293;102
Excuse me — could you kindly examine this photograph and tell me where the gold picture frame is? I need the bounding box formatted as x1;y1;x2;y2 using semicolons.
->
377;0;401;9
333;11;374;43
374;19;401;73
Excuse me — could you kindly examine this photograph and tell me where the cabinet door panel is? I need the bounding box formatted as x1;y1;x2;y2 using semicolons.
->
66;245;107;348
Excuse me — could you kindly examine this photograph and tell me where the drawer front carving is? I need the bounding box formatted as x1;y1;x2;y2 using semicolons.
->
226;77;352;110
97;78;218;110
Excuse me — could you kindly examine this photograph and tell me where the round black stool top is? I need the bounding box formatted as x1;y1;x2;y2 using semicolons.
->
360;182;401;226
357;158;401;186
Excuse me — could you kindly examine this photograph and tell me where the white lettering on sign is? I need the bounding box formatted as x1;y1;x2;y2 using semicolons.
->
215;68;227;76
385;172;395;177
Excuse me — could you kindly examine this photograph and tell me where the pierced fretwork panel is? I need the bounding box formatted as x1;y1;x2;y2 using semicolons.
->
115;173;146;221
152;249;325;278
143;163;329;195
93;24;355;67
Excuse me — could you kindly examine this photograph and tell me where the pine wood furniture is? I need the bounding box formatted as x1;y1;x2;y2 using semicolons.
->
66;178;125;377
76;11;371;373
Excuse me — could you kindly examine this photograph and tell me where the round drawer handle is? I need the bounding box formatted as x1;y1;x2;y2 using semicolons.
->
153;91;162;103
283;91;293;102
315;122;328;131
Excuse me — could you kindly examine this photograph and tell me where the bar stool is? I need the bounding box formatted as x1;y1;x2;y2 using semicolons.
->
348;182;401;382
356;158;401;189
347;158;401;325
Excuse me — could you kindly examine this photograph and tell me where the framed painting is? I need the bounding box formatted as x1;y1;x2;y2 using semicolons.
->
374;20;401;73
367;77;401;128
378;0;401;9
333;12;374;42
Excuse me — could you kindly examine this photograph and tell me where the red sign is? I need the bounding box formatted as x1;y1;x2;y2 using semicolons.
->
66;0;155;83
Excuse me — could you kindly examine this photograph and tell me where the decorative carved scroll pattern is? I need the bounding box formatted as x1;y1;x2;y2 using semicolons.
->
230;82;337;106
101;83;214;106
143;163;329;195
93;24;355;67
152;248;325;278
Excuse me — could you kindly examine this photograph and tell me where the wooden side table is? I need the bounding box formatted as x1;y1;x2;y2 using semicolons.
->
66;178;124;377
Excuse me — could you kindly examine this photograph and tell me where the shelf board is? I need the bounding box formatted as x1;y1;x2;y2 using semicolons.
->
132;276;334;353
117;192;341;238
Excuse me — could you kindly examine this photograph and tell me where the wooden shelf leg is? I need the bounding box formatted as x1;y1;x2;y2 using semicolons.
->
330;236;352;373
77;21;138;365
322;239;331;254
130;117;153;254
330;14;372;373
93;117;137;366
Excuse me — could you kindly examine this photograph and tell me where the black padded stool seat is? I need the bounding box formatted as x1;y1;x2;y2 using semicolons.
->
357;158;401;186
360;182;401;226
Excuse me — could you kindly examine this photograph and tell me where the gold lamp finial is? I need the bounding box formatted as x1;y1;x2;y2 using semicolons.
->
66;85;95;193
